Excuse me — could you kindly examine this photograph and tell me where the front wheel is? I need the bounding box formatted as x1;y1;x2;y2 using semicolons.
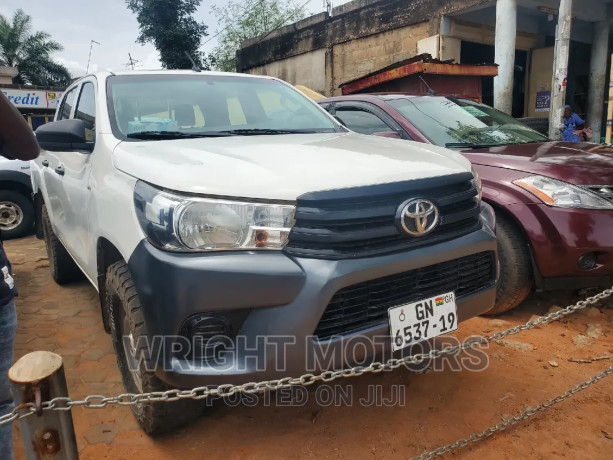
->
106;261;202;435
482;213;533;315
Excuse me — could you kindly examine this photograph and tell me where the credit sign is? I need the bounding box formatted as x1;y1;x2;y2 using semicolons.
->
1;89;63;109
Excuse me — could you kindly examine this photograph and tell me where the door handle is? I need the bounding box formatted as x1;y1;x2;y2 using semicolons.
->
55;165;65;176
42;160;49;167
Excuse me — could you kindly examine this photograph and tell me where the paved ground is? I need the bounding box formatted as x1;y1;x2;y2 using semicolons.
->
6;236;613;459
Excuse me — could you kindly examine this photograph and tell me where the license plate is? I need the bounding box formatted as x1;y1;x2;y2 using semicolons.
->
388;291;458;352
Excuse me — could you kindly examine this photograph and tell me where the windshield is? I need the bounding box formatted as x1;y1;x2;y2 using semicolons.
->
107;74;339;140
387;97;548;147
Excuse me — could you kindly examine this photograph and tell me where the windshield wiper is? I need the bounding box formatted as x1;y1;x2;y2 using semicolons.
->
219;128;319;136
126;131;233;140
445;142;506;149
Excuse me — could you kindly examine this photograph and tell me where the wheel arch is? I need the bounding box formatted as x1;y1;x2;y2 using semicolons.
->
0;179;32;199
33;190;45;239
483;198;544;289
97;237;126;333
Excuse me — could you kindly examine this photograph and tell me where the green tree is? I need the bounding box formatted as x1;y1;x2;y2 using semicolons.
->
210;0;307;72
126;0;210;69
0;9;71;86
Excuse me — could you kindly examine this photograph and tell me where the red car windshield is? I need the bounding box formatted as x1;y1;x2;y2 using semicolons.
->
388;97;548;147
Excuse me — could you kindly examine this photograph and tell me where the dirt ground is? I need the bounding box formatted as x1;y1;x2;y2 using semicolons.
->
6;236;613;460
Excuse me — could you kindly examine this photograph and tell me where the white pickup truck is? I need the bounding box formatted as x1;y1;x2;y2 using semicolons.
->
31;70;497;434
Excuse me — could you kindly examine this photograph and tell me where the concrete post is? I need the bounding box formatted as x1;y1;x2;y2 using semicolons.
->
548;0;573;141
494;0;517;115
587;21;610;142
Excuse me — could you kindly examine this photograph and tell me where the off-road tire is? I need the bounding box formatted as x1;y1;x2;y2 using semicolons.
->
41;205;83;284
106;261;202;435
483;213;533;315
0;190;34;239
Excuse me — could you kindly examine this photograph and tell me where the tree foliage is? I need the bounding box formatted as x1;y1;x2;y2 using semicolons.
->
0;9;71;86
127;0;209;69
210;0;307;72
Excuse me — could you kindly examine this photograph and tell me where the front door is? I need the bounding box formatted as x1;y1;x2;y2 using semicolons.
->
44;79;97;273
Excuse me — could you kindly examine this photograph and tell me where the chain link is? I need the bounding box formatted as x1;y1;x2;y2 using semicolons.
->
1;285;612;448
410;365;613;460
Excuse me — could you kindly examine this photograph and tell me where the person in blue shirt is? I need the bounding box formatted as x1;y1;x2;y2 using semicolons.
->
562;105;585;142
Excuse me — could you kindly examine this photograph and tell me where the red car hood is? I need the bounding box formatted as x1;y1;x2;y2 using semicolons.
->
463;142;613;185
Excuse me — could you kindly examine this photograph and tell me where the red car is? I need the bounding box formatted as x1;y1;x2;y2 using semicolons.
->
318;94;613;314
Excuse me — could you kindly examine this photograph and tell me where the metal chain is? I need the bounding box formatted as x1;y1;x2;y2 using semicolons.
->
410;365;613;460
1;286;612;429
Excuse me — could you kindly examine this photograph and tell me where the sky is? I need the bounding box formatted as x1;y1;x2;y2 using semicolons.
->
0;0;352;77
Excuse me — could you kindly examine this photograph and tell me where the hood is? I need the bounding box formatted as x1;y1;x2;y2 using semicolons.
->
464;142;613;185
113;132;471;201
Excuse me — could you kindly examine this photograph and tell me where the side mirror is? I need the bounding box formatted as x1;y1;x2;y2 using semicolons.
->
373;131;402;139
35;119;93;152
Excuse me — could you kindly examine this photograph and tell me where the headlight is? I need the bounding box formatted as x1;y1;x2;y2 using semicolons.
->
134;181;295;251
471;166;482;201
514;175;613;209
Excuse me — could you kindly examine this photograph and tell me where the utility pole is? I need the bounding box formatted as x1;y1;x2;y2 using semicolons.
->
548;0;573;140
86;39;100;74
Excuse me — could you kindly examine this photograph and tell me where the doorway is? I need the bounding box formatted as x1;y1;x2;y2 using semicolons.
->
461;41;527;117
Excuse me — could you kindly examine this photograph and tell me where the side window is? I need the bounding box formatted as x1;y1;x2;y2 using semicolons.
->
74;82;96;141
57;88;77;120
334;108;394;135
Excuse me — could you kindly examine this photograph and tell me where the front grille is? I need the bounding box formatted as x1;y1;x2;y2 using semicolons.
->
285;172;482;259
314;251;496;340
585;186;613;202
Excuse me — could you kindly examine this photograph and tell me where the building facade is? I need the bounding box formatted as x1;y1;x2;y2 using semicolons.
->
238;0;613;140
1;84;63;129
1;66;64;129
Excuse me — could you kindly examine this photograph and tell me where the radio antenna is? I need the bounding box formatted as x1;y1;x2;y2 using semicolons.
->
184;51;201;72
419;75;437;96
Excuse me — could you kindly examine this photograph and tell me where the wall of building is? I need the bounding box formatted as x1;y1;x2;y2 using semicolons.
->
245;21;430;96
332;22;430;94
527;47;554;118
238;0;491;96
0;66;18;85
450;19;538;51
248;49;328;94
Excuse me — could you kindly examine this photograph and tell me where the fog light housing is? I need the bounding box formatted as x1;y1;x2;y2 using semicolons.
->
180;315;232;359
578;252;597;271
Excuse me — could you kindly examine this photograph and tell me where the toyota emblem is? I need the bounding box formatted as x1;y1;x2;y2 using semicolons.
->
396;199;440;237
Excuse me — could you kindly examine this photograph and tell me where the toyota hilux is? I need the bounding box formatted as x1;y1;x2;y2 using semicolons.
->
31;70;497;433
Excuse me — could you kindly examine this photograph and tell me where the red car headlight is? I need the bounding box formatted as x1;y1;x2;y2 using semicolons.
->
514;175;613;209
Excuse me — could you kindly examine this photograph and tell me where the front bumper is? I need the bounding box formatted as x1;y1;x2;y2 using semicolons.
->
506;203;613;288
127;219;497;388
